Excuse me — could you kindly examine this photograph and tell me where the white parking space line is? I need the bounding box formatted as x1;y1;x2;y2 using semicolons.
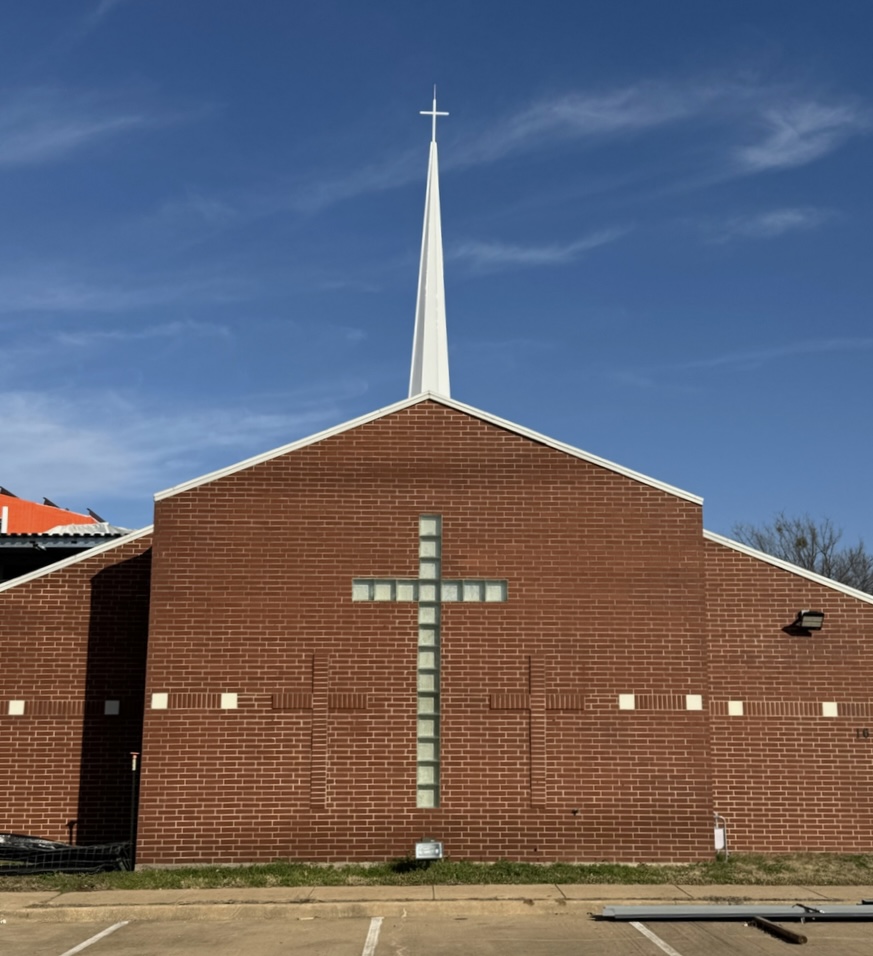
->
361;916;383;956
58;921;129;956
630;920;687;956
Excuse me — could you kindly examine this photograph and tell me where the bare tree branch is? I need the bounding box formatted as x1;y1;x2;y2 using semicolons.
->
732;512;873;594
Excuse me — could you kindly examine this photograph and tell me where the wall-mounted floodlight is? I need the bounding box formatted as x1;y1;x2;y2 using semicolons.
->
795;610;825;631
415;839;443;860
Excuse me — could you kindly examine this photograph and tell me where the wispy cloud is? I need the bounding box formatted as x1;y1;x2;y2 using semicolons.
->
246;85;702;216
154;192;239;228
735;101;870;172
54;320;232;348
611;337;873;389
450;227;629;271
454;85;702;167
466;81;870;176
289;148;422;212
709;207;834;242
145;148;424;231
93;0;133;16
0;317;365;384
0;381;365;510
608;369;660;390
676;337;873;372
84;0;136;30
0;268;249;315
0;321;231;383
460;336;555;374
127;77;868;235
0;86;191;167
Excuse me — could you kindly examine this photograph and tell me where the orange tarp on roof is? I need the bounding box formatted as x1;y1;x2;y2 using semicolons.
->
0;493;96;533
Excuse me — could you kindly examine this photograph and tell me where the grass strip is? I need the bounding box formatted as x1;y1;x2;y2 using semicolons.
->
2;853;873;892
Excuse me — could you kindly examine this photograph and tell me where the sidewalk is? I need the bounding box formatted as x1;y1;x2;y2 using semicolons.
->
3;884;873;923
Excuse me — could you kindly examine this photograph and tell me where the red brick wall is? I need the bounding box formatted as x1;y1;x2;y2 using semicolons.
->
705;536;873;853
0;533;152;844
139;400;712;863
8;401;871;864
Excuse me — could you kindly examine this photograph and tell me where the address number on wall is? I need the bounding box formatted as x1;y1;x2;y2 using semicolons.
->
855;728;870;739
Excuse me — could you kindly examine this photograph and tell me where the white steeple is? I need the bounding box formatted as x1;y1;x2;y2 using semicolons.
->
408;88;450;398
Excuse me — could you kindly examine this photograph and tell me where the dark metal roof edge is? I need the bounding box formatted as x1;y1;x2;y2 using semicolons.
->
0;532;126;540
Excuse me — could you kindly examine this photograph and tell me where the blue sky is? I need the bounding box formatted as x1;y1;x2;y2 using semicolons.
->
2;1;872;547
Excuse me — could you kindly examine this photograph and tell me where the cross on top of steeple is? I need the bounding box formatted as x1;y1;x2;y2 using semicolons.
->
420;85;449;143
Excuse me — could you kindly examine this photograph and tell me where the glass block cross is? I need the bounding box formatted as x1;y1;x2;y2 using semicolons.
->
353;515;508;807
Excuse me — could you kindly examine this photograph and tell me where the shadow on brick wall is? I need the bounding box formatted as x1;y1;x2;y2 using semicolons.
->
76;548;151;846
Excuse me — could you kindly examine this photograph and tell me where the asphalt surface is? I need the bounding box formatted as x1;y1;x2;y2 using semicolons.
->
2;884;873;956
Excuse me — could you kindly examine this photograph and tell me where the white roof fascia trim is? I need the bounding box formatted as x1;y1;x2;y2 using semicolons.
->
703;529;873;606
440;394;702;504
154;395;429;500
155;392;702;505
0;525;154;594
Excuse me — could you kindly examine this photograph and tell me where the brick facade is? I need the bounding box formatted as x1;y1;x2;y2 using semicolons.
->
138;399;713;863
0;532;152;845
3;397;872;863
705;536;873;853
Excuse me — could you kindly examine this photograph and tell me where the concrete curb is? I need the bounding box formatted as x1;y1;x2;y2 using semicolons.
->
4;884;873;924
10;899;585;923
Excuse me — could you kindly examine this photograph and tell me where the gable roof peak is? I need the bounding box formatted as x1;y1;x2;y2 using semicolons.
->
154;392;702;505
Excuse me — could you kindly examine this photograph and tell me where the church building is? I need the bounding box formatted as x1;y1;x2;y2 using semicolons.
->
3;95;873;865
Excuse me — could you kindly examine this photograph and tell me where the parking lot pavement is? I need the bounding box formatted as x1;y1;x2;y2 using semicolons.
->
4;886;873;956
379;914;658;956
1;920;118;956
0;915;671;956
644;918;873;956
1;917;373;956
3;914;872;956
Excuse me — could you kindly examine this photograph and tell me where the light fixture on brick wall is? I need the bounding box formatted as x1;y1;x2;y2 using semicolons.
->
415;839;443;860
794;609;825;631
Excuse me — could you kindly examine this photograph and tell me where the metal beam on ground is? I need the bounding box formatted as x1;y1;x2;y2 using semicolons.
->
599;902;873;921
